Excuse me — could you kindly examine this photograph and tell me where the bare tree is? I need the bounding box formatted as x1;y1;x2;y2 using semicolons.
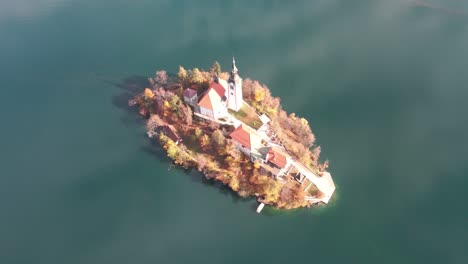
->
209;121;220;131
196;155;208;172
155;70;168;85
211;129;226;154
146;115;164;138
148;77;155;87
226;140;242;162
312;146;321;164
318;160;329;173
180;104;193;125
210;61;221;76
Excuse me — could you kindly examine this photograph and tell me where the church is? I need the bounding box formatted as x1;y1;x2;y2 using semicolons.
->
183;58;243;120
181;58;336;204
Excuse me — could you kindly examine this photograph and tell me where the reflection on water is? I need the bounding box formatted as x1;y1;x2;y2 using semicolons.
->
411;0;468;15
0;0;67;22
0;0;467;263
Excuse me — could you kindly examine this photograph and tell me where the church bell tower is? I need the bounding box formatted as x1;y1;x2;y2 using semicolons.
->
227;57;243;112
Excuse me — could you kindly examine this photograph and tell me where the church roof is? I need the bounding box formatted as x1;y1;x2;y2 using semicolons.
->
210;81;226;98
198;90;214;110
198;81;227;110
218;78;228;89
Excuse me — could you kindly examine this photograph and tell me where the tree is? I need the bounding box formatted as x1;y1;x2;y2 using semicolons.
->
229;175;240;191
177;66;187;81
253;161;261;169
291;117;315;147
190;68;204;84
162;137;193;166
211;129;226;154
312;146;321;164
211;129;225;146
263;96;280;116
205;159;220;174
219;72;230;80
148;77;155;87
242;79;262;100
169;95;182;114
141;88;155;110
196;154;208;171
200;81;210;91
159;133;169;145
211;61;221;76
144;88;155;99
180;104;193;125
194;127;203;139
155;70;168;85
146;115;164;138
165;140;179;160
318;160;329;172
254;88;266;102
226;141;242;162
208;121;220;130
199;134;211;151
170;94;181;107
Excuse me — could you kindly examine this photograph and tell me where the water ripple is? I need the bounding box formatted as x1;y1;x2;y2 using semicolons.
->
0;0;68;23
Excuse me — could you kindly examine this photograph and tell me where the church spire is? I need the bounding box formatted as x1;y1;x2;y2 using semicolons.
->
231;56;238;75
227;57;243;112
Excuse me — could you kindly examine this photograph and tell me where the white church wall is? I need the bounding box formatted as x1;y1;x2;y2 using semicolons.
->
199;107;213;119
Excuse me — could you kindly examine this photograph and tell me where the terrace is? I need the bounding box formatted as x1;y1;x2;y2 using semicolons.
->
228;102;263;130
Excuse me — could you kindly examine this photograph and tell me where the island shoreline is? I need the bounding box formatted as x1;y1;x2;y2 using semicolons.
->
129;59;336;210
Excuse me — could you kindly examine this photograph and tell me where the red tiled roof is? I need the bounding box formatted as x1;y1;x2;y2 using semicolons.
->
210;81;226;98
198;81;226;110
268;148;288;168
230;125;252;150
163;125;181;143
198;89;213;110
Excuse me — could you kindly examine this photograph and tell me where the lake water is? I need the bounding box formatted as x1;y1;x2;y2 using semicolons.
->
1;0;467;263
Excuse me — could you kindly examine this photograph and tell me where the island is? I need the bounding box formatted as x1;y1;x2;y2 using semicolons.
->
129;58;335;210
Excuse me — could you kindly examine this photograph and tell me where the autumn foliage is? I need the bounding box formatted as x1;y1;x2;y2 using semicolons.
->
242;78;328;171
132;64;328;210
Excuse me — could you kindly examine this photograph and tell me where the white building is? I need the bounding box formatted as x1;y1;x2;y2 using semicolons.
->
191;57;244;120
183;88;198;107
197;80;228;120
183;58;336;204
263;147;292;177
229;125;262;156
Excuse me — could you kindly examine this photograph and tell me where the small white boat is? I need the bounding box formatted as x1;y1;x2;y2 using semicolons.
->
256;203;265;213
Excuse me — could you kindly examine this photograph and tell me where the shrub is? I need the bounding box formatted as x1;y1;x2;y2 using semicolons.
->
177;66;187;82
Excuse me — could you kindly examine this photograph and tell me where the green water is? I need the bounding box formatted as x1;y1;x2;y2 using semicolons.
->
1;0;467;263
